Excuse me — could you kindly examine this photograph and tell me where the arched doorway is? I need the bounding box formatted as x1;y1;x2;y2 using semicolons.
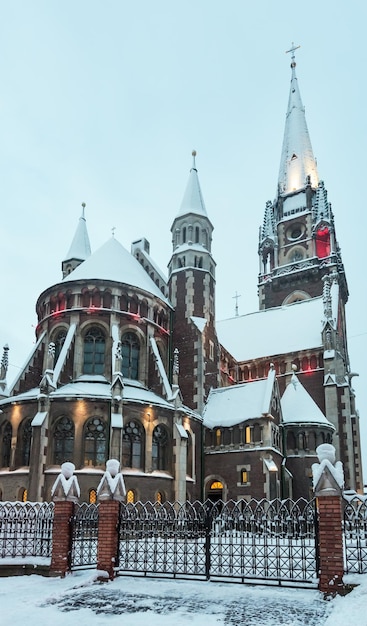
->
207;480;223;503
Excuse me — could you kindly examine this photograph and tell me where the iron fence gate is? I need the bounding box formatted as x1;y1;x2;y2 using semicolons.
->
343;496;367;574
0;501;54;559
70;502;99;569
117;498;318;585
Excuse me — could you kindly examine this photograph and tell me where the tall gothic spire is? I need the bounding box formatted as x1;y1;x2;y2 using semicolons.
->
278;44;319;195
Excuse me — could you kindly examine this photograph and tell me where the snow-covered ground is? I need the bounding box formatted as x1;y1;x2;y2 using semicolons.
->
1;570;367;626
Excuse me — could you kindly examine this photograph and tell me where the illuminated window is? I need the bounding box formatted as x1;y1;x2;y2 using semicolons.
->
210;481;223;490
156;491;164;504
121;333;140;380
215;428;221;446
209;340;214;361
53;416;74;465
83;327;106;375
1;422;12;467
126;489;135;504
84;418;107;466
245;426;252;444
152;424;168;471
186;430;193;477
122;420;144;469
315;226;330;258
89;489;97;504
20;488;27;502
241;469;249;484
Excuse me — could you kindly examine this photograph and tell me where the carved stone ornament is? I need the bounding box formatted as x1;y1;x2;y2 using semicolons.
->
97;458;126;502
51;462;80;502
312;444;344;496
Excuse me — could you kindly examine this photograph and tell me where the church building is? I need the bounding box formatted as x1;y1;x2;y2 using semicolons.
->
0;50;363;503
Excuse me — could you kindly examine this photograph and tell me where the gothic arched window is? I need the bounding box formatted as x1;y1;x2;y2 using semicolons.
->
152;424;168;471
54;330;67;364
186;430;193;477
53;416;74;465
122;420;144;469
121;333;140;380
20;420;32;466
1;422;12;467
83;327;106;375
84;417;107;467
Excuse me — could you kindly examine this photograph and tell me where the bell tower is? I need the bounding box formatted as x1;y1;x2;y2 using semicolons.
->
258;45;348;311
168;152;219;413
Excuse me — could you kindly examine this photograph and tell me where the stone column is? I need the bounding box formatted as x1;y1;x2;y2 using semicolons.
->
50;462;80;577
50;500;74;577
96;459;126;580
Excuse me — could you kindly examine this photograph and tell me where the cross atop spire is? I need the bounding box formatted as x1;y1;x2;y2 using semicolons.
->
286;42;300;67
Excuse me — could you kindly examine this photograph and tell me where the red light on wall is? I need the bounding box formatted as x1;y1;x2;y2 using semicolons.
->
315;226;330;258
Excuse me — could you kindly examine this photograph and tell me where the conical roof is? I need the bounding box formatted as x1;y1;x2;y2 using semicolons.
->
177;151;207;218
281;372;332;426
64;206;91;262
278;47;319;194
62;236;170;303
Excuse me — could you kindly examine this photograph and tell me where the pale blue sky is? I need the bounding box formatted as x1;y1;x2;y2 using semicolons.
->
1;1;366;476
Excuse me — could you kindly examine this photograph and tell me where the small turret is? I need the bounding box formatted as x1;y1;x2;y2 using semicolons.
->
62;203;91;277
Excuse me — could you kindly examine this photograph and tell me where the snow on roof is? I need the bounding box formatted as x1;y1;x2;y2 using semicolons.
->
281;373;333;426
203;376;275;428
216;297;323;362
62;237;171;305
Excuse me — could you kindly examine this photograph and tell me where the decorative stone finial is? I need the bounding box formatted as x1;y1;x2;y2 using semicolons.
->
51;462;80;502
312;444;344;496
97;459;126;502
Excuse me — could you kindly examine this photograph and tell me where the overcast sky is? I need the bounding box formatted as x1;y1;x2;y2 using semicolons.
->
0;1;366;478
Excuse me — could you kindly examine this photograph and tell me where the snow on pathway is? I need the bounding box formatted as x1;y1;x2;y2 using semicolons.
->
0;570;366;625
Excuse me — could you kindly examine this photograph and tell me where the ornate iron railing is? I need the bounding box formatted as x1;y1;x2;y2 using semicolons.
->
117;498;318;585
0;501;54;559
343;496;367;574
70;502;99;569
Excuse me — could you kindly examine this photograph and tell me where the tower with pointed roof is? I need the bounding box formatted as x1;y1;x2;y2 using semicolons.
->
258;46;348;310
255;46;362;492
168;152;220;413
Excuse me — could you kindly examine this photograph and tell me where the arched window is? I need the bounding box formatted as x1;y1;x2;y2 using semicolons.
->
315;226;331;258
122;420;144;469
126;489;135;504
82;289;90;308
152;424;168;471
53;416;74;465
103;290;112;309
83;327;106;375
121;333;140;380
1;422;12;467
20;420;32;466
19;488;27;502
156;491;164;504
182;227;186;243
92;289;101;307
54;330;67;364
215;428;221;447
89;489;97;504
186;430;193;477
84;418;107;467
195;226;199;243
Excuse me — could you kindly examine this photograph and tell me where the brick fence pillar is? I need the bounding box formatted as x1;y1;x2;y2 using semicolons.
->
50;500;74;577
97;500;120;579
317;495;344;594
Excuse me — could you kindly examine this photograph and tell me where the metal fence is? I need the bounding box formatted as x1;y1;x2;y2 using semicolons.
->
0;501;54;559
117;498;318;585
70;502;99;569
343;496;367;574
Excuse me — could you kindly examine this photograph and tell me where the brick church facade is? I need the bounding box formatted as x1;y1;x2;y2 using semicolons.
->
0;51;363;503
